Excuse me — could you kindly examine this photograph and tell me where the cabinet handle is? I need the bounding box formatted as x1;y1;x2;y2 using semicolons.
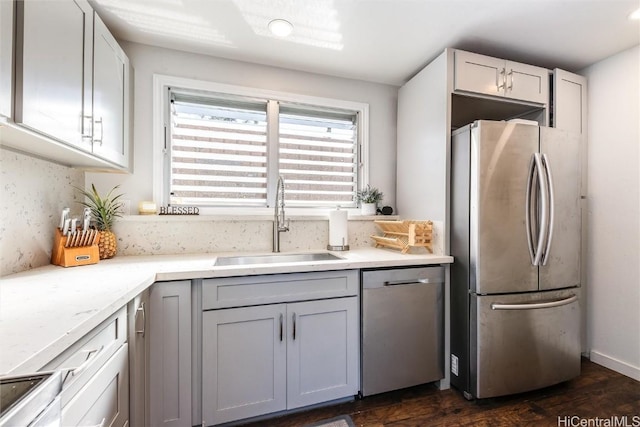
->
82;115;93;139
62;345;105;386
279;313;283;342
507;70;514;91
497;68;506;90
94;117;104;145
87;418;106;427
292;313;296;340
135;302;146;337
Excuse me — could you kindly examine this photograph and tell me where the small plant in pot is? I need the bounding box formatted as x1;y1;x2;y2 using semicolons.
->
357;185;384;215
77;184;124;259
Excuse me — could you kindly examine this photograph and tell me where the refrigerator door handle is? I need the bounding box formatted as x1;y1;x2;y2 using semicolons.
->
491;294;577;310
541;153;555;266
528;153;549;266
525;155;536;264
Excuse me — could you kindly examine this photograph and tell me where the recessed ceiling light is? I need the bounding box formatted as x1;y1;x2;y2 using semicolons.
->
268;19;293;37
629;7;640;20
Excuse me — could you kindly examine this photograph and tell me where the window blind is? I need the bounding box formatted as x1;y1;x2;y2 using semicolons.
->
167;90;360;208
279;107;358;207
169;97;269;206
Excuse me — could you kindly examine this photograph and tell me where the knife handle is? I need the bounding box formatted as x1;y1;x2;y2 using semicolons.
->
60;207;70;230
83;208;91;231
63;219;72;247
62;218;71;235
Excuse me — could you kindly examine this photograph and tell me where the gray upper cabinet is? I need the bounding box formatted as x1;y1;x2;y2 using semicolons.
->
15;0;93;151
454;50;549;104
92;13;130;167
5;0;131;170
454;51;505;98
553;69;587;135
0;0;14;118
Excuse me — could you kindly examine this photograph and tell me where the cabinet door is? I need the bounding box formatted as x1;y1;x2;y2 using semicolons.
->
128;290;149;427
0;0;13;118
61;343;129;427
92;13;130;168
202;304;287;426
286;297;359;409
454;50;506;98
505;60;549;104
149;281;192;427
553;69;587;134
15;0;93;150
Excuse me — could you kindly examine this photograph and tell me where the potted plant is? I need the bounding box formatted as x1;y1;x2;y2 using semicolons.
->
77;184;124;259
357;185;384;215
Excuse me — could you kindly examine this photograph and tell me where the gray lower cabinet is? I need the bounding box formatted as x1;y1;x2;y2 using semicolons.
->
202;304;287;425
285;297;359;409
146;271;360;427
201;271;360;426
42;306;129;427
128;290;149;427
61;343;129;427
148;281;192;427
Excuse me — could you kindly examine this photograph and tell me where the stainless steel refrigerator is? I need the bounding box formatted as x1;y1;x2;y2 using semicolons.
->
450;120;582;400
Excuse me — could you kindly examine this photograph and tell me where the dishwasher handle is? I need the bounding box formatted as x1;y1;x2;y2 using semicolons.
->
384;278;439;286
362;267;445;289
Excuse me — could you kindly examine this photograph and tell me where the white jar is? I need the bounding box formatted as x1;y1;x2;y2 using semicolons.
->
360;202;377;216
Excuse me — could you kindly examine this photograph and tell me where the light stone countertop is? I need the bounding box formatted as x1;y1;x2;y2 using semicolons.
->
0;248;452;375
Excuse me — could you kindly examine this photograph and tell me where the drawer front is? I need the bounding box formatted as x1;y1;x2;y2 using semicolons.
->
203;270;359;309
43;307;126;407
61;343;129;427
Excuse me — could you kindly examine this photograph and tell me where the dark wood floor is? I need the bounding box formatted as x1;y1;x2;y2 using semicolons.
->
241;358;640;427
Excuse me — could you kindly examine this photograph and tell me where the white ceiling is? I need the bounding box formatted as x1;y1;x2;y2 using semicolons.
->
90;0;640;86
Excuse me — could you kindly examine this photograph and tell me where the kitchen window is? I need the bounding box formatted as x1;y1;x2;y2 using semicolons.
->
156;76;368;212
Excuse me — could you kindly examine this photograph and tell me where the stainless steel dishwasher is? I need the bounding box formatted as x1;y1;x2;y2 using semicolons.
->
361;266;444;396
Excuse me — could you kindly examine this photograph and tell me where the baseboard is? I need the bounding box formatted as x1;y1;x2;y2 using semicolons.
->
589;350;640;381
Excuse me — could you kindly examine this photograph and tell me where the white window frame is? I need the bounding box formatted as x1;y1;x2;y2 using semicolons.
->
152;74;369;216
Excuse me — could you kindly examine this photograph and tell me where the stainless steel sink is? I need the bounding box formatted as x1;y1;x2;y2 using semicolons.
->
214;252;343;266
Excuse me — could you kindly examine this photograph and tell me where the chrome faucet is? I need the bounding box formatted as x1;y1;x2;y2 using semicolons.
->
273;176;290;252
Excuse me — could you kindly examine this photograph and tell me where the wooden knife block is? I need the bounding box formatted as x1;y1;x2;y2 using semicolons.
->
51;229;100;267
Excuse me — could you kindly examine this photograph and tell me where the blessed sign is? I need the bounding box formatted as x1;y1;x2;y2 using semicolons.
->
158;206;200;215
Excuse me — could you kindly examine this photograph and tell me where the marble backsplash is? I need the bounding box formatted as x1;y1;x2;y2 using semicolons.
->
0;144;444;275
0;148;85;276
113;217;444;257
